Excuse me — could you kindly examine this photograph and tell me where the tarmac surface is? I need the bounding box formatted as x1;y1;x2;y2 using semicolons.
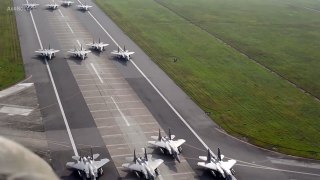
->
13;0;320;179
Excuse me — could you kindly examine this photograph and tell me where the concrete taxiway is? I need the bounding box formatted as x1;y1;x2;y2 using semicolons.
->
13;0;320;179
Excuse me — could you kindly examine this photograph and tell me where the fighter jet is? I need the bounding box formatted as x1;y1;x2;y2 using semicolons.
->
77;3;93;11
23;2;39;10
122;148;163;179
197;148;237;180
35;44;59;60
68;44;91;60
111;46;135;61
86;38;109;52
148;129;185;163
60;0;74;6
66;150;110;180
46;2;59;10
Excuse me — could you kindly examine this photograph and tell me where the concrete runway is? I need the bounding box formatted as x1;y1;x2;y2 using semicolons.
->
13;0;320;179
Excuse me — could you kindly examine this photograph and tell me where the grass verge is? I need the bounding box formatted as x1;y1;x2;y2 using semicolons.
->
0;0;25;90
95;0;320;159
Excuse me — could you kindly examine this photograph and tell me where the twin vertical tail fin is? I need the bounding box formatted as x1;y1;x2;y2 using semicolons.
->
91;148;93;160
133;149;137;162
158;129;162;141
218;148;222;161
206;149;211;163
144;148;148;161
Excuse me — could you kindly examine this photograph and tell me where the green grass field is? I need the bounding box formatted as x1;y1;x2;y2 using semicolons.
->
0;0;24;90
95;0;320;159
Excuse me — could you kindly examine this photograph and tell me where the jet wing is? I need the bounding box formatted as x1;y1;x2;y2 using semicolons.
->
81;50;91;54
148;159;164;170
122;163;142;172
68;50;77;54
66;161;85;171
197;162;218;171
221;159;236;170
49;50;60;53
35;50;46;54
93;158;110;169
111;51;121;55
199;156;207;161
125;52;135;56
148;140;166;149
171;139;186;147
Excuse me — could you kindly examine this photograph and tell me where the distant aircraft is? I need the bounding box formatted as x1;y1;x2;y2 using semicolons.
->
23;2;39;10
111;46;135;61
86;38;109;52
148;129;185;163
122;148;163;179
66;150;110;180
35;44;59;60
68;44;91;60
77;3;93;11
197;148;237;180
60;0;74;6
46;2;59;10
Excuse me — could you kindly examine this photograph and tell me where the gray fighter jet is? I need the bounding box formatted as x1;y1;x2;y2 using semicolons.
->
111;46;135;61
66;150;110;180
46;2;59;10
35;44;59;60
68;44;91;60
60;0;74;6
77;3;92;11
86;38;109;52
122;148;163;179
23;2;39;10
197;148;237;180
148;129;185;163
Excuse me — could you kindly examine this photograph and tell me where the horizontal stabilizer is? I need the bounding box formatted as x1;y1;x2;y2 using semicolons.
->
72;156;80;161
199;156;207;161
197;162;218;171
93;154;99;160
150;136;158;140
66;162;76;168
122;163;130;168
221;159;237;170
221;154;225;160
125;157;134;162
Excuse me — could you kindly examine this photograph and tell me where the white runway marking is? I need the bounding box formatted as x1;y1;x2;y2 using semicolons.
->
236;163;320;177
268;157;320;169
76;39;81;46
111;96;130;126
26;0;78;156
84;94;134;99
91;63;104;83
0;106;33;116
66;22;74;34
58;9;64;17
98;122;157;129
90;107;145;113
0;83;33;98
